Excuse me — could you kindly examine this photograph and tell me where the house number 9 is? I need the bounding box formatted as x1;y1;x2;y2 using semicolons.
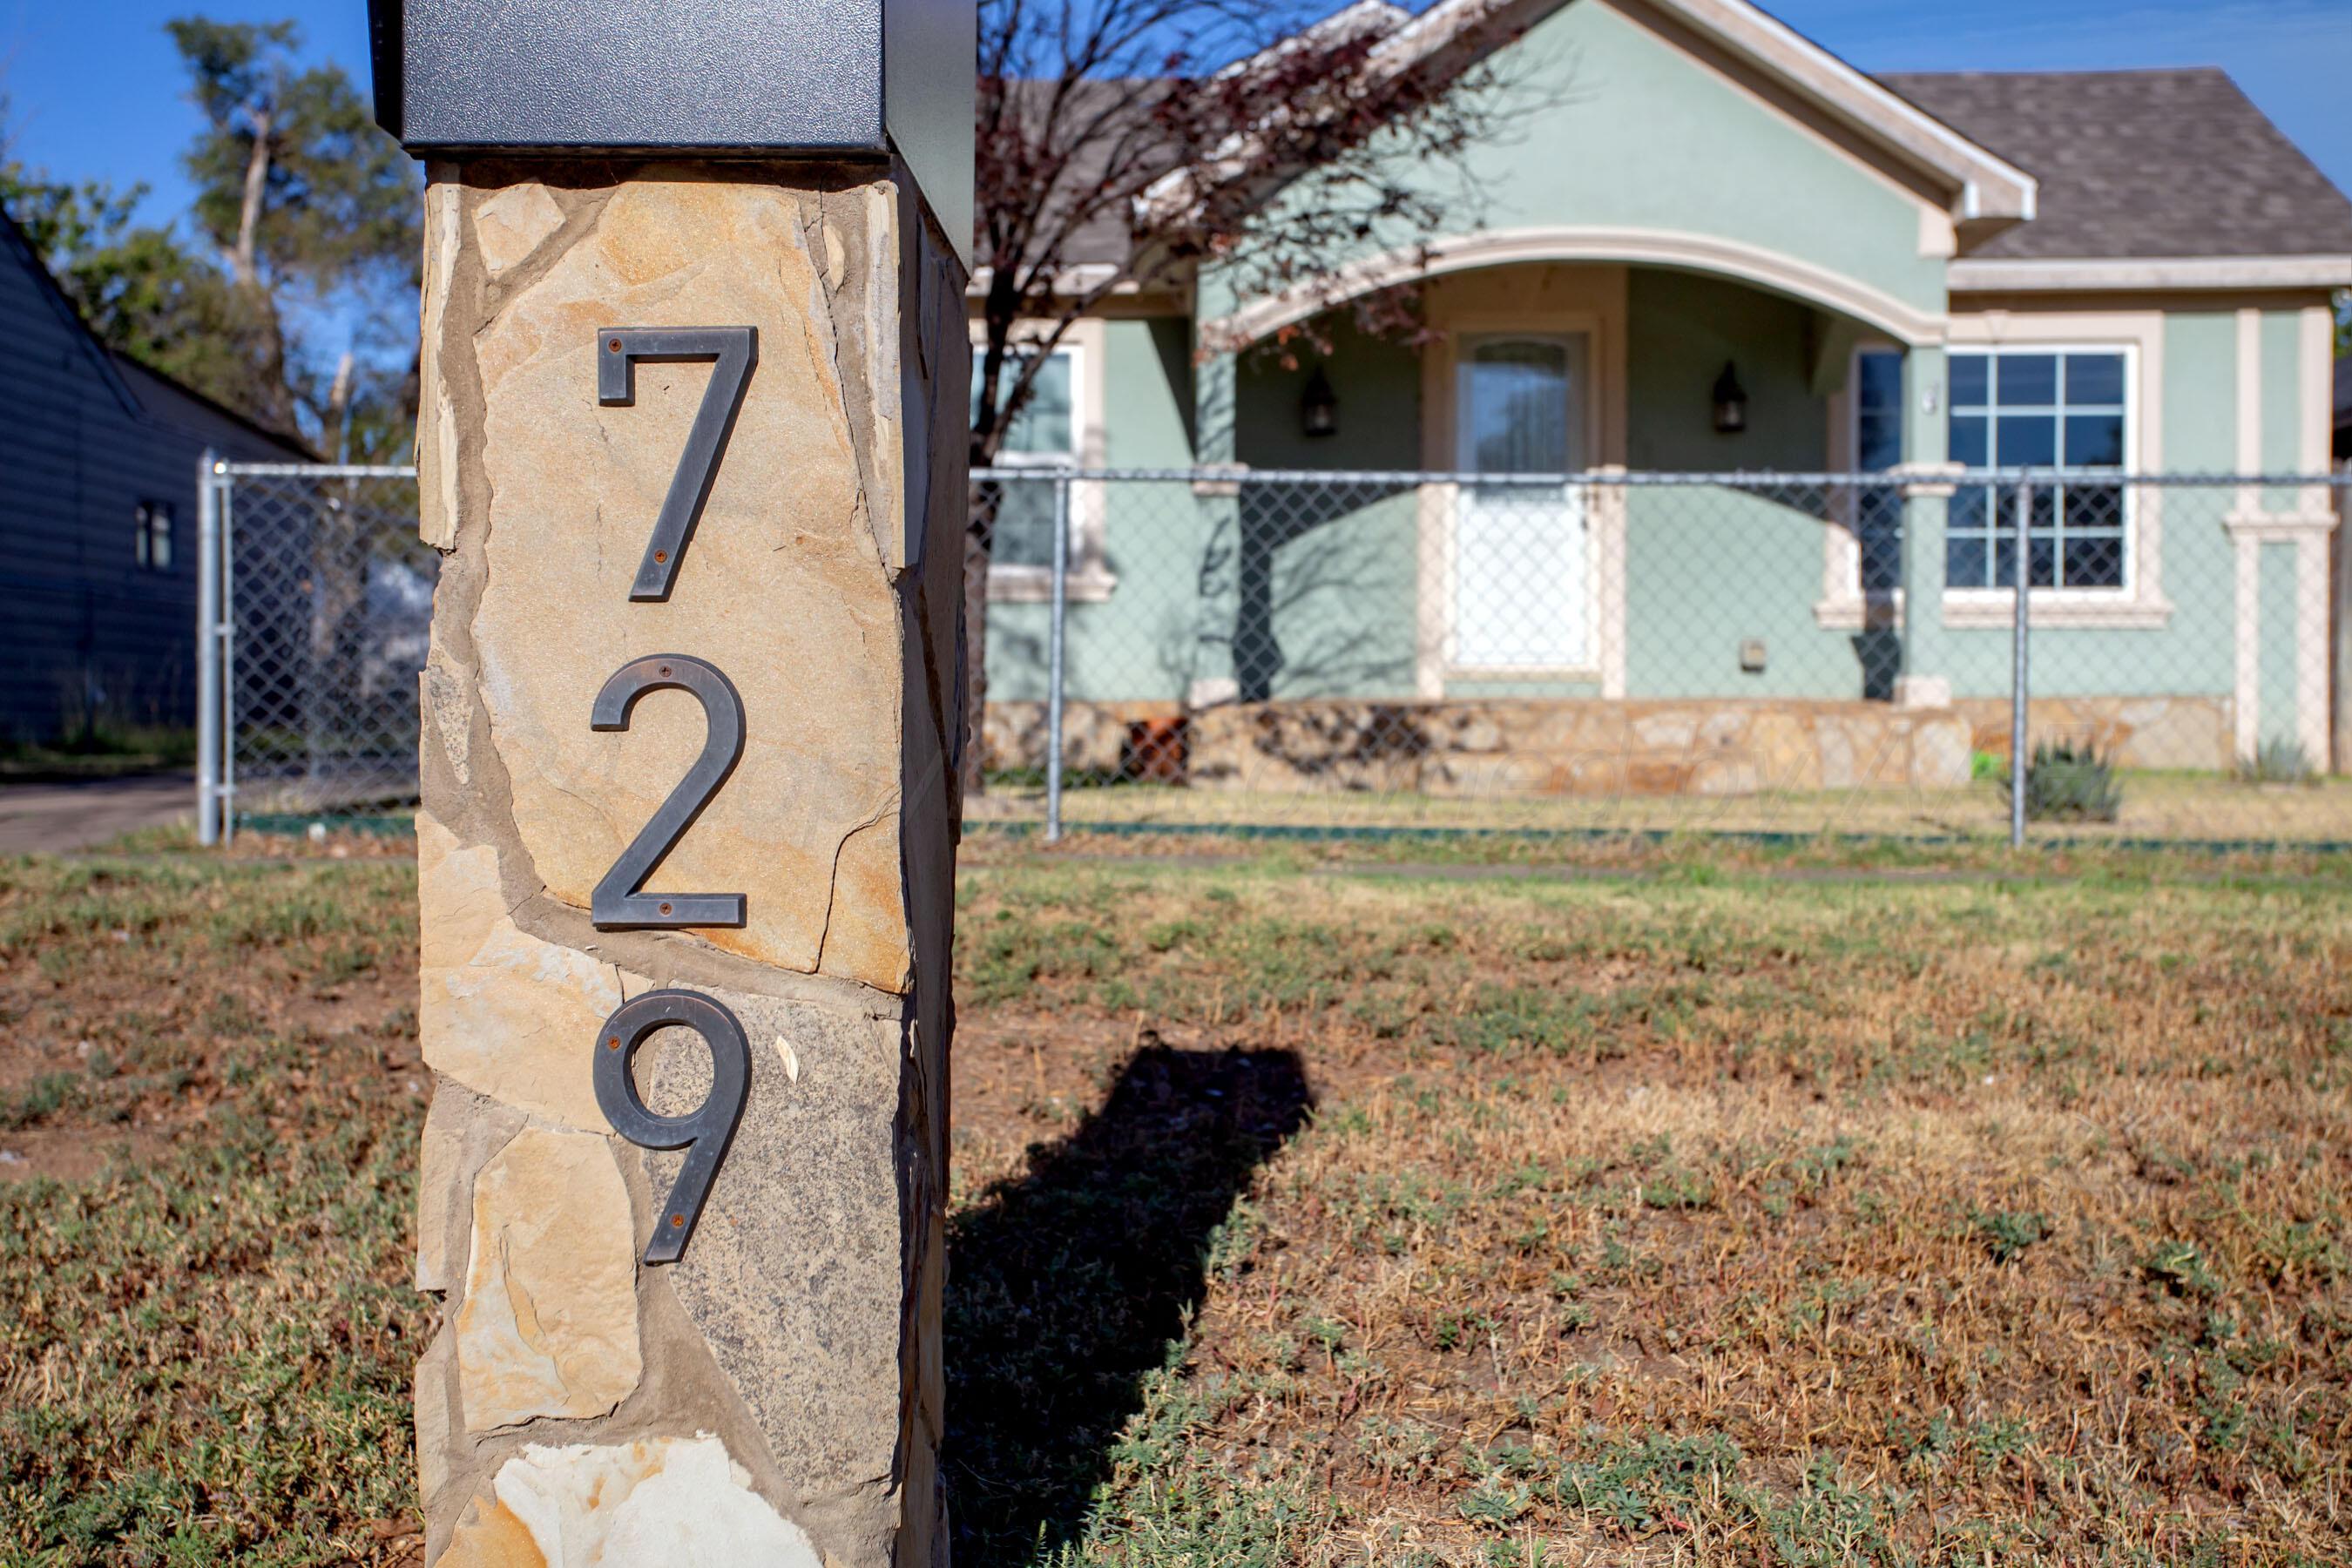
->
586;326;763;1264
593;990;751;1265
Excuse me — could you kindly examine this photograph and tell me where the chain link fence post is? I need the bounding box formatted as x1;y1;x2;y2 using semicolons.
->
2010;475;2033;851
219;464;240;844
196;450;223;846
1044;468;1071;845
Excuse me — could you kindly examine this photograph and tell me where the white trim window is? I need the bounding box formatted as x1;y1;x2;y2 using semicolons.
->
973;345;1081;569
134;500;175;572
1944;348;2131;591
973;321;1118;603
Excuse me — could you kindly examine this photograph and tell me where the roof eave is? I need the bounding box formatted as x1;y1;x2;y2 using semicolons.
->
1948;253;2352;294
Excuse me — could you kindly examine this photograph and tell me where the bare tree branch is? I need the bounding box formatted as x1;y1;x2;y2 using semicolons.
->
960;0;1538;794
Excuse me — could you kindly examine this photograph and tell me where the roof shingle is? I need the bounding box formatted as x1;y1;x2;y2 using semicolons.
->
1879;68;2352;260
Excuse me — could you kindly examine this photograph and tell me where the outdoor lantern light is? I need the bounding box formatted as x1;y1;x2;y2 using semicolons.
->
1301;366;1339;438
1713;361;1748;434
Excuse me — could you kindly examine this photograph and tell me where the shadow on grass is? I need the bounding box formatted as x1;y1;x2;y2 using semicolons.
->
945;1043;1314;1564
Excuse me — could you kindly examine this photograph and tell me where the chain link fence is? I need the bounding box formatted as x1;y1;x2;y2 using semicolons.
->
973;466;2352;848
196;459;2351;850
198;461;432;840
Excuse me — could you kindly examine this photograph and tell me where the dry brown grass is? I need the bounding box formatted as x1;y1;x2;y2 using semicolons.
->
948;853;2352;1566
3;837;2347;1566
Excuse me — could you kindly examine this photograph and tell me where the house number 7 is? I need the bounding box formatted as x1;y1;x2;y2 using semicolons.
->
597;326;756;601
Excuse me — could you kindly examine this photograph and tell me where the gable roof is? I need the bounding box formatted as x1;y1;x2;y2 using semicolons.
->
1882;69;2352;263
1;204;141;414
0;201;310;458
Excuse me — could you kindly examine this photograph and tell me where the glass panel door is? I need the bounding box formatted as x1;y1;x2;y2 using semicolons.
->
1454;335;1590;669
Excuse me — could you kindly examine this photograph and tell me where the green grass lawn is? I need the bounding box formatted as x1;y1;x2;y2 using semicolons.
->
4;835;2350;1565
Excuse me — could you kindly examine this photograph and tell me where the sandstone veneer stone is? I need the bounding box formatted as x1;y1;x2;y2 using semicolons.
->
456;1127;643;1431
439;1436;821;1568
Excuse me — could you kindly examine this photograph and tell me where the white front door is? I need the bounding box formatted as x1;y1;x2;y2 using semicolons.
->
1453;335;1590;670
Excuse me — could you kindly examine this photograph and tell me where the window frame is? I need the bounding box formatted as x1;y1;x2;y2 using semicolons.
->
1815;341;1909;630
134;500;176;574
972;321;1116;603
1941;342;2137;597
1937;311;2173;630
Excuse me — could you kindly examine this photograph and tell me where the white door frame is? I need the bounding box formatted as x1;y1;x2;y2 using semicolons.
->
1442;330;1602;681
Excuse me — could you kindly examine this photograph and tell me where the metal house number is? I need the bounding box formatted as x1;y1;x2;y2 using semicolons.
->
585;325;760;1264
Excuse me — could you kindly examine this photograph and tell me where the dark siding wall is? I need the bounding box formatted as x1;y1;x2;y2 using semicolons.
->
0;224;302;742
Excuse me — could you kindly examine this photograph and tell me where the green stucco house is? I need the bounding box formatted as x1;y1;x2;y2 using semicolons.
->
977;0;2352;794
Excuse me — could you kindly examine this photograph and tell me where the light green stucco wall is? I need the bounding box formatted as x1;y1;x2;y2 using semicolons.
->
2262;310;2306;514
1107;318;1197;467
986;318;1205;705
1621;269;1887;699
1230;322;1425;698
1200;0;1942;327
2167;312;2240;471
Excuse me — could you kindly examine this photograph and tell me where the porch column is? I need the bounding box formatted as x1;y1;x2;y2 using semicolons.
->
373;5;970;1564
1894;345;1956;710
2227;514;2337;762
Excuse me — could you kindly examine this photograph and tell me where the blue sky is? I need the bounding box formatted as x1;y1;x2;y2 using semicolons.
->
4;0;2351;226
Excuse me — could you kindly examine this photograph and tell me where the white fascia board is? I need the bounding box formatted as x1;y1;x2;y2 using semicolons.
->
1949;255;2352;293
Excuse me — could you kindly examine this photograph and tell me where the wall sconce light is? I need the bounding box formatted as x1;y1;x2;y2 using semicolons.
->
1301;366;1339;439
1713;362;1748;434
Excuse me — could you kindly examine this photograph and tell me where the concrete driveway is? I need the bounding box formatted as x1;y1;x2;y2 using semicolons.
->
0;773;194;854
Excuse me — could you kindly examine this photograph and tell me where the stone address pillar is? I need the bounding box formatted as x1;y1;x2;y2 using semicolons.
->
368;4;971;1563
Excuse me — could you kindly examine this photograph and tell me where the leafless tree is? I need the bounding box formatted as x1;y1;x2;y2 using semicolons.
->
965;0;1530;793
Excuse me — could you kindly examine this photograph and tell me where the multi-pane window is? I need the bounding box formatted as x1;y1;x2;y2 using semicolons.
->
1852;351;1904;593
134;501;174;571
1945;350;2128;590
972;349;1077;568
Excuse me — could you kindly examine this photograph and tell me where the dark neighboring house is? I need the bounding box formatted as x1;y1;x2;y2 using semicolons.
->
1;205;310;746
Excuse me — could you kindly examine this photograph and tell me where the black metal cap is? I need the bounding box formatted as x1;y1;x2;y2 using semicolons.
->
364;0;972;262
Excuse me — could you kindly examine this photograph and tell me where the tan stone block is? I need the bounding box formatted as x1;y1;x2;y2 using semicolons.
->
436;1436;820;1568
467;177;912;993
1632;713;1697;750
418;814;619;1132
417;1090;466;1292
422;662;475;789
1913;715;1973;787
474;186;566;280
416;1328;456;1508
419;180;464;551
456;1128;641;1431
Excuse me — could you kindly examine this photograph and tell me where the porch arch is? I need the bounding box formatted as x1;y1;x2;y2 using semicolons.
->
1203;224;1948;350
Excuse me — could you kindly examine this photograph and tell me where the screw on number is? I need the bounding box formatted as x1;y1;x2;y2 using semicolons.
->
588;653;747;929
592;989;751;1265
595;325;756;600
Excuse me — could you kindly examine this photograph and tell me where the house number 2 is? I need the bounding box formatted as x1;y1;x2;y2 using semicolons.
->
585;324;760;1264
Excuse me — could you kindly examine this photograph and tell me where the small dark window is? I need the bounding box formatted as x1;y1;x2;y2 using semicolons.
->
135;502;174;571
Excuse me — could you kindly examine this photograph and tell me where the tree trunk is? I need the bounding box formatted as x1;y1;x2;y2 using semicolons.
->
227;112;296;436
323;352;355;464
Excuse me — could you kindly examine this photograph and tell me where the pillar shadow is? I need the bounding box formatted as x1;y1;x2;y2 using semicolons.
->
944;1044;1314;1564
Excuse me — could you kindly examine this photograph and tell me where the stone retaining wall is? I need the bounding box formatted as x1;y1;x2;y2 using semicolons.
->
1951;696;2234;771
988;698;1978;794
